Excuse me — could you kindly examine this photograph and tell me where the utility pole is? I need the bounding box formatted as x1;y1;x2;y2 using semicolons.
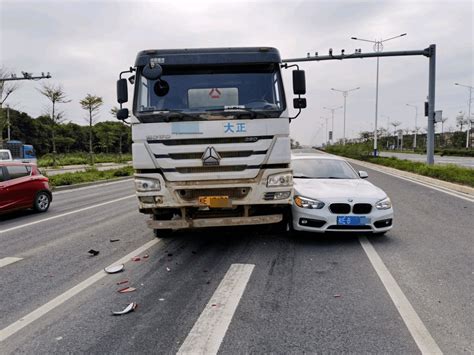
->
323;105;342;145
406;103;418;150
321;116;330;145
331;87;360;145
454;83;473;148
351;33;407;157
6;105;11;140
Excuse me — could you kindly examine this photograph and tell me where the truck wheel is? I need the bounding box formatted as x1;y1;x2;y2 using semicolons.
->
34;191;51;212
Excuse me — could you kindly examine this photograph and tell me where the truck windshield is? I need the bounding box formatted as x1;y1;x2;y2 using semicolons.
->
135;64;285;121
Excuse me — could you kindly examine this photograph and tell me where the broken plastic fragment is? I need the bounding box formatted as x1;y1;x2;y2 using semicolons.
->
118;287;136;293
88;249;99;256
159;298;165;301
334;294;341;298
166;267;171;272
112;302;137;316
117;280;129;285
110;239;120;242
131;256;141;262
104;264;124;274
167;253;173;257
143;254;149;259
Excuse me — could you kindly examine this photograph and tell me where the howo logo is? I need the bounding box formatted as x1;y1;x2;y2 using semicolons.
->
201;146;221;166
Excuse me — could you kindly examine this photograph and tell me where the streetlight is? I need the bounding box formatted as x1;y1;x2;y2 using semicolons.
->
351;33;407;156
323;105;342;144
391;121;402;150
406;103;418;150
381;114;390;149
331;87;360;145
321;116;330;145
454;83;473;148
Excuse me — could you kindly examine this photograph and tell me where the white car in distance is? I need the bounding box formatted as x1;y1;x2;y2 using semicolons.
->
291;154;393;235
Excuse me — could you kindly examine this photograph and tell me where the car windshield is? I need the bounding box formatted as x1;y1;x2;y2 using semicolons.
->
292;158;359;179
135;64;285;122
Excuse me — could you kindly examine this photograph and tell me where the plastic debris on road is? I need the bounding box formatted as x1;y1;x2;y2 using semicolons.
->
88;249;100;256
112;302;137;316
167;253;173;257
131;256;141;262
166;267;171;272
143;254;149;259
118;286;136;293
110;239;120;242
334;294;341;298
159;298;165;301
104;264;124;274
117;280;129;285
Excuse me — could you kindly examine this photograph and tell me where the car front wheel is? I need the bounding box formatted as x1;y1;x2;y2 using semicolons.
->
34;191;51;212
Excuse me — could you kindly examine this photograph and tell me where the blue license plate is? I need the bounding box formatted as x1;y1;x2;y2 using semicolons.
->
337;216;370;225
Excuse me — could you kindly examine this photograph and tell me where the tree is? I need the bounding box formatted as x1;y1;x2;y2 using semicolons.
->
456;112;468;131
80;94;103;164
38;83;70;165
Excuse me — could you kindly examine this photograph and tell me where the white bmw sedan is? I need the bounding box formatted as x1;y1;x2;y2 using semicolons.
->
291;154;393;235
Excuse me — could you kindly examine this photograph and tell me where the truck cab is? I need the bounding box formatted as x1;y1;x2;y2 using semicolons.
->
117;47;306;233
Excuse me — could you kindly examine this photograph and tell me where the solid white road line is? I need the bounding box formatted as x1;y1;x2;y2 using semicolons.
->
0;257;23;268
359;236;442;355
0;195;136;235
53;178;133;195
0;238;159;342
177;263;255;355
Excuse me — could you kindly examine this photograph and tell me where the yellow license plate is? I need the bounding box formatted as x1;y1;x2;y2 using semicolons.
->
198;196;231;208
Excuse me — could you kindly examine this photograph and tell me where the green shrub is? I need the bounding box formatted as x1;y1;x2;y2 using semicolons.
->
47;166;134;187
38;153;132;167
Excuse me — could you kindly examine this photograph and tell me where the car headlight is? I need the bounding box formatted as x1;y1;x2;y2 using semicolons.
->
375;197;392;210
134;178;161;192
267;172;293;187
294;195;325;209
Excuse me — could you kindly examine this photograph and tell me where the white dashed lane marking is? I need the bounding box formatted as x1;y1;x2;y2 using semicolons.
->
0;257;23;268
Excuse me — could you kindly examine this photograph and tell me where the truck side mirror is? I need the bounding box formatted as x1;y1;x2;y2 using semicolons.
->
293;98;307;109
117;79;128;104
293;70;306;95
117;108;129;121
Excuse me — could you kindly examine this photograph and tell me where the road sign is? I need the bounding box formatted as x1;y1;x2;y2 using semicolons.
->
329;131;333;140
434;110;443;123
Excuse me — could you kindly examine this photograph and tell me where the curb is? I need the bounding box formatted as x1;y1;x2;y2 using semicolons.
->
52;176;133;192
345;157;474;197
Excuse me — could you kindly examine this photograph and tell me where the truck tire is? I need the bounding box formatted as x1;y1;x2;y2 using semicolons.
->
34;191;51;212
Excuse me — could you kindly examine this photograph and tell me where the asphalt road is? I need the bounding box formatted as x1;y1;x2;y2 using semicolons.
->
379;151;474;168
0;169;472;354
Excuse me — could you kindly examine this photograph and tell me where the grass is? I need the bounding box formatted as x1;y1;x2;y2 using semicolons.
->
46;166;134;188
38;153;132;167
325;143;474;188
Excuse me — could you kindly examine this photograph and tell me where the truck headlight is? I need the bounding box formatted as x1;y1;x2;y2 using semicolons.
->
267;172;293;187
375;197;392;210
135;178;161;192
294;195;325;209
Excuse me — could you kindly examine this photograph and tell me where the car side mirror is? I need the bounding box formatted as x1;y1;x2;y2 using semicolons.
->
358;170;368;179
293;98;307;109
116;108;129;121
117;79;128;104
292;70;306;95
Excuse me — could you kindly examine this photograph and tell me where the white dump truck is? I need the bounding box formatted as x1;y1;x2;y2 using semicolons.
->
116;47;306;236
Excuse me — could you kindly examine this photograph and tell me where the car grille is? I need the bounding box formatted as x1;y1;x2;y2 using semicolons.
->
177;187;250;201
352;203;372;214
329;203;351;214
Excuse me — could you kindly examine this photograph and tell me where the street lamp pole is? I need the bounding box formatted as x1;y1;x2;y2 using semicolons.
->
321;116;330;145
323;105;342;144
406;103;418;149
331;87;360;145
455;83;473;148
351;33;407;156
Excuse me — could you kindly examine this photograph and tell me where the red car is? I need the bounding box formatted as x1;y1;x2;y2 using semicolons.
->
0;162;52;214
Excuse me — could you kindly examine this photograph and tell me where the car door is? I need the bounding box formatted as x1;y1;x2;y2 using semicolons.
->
4;165;34;210
0;166;15;211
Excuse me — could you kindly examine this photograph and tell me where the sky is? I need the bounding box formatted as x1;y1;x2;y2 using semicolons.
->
1;0;473;146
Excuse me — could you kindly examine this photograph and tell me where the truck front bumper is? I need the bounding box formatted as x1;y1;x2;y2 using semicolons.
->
147;214;283;229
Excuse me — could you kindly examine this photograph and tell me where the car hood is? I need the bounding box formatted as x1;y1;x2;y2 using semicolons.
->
294;178;387;201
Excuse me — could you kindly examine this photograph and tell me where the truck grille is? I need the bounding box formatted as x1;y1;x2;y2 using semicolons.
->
177;187;250;201
176;166;247;174
148;136;272;146
161;150;267;160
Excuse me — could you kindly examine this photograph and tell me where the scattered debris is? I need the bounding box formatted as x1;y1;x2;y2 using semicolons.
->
118;286;136;293
167;253;173;257
117;280;129;285
191;251;197;255
112;302;137;316
110;239;120;242
131;256;141;262
334;294;341;298
105;264;124;274
88;249;100;256
143;254;149;259
203;270;208;273
159;298;165;301
166;267;171;272
211;304;217;307
55;336;63;341
206;281;211;285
